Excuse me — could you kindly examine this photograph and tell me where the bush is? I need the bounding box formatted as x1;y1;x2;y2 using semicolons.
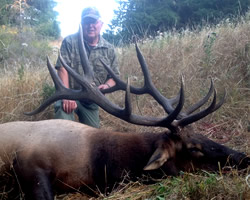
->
35;20;61;39
0;25;52;72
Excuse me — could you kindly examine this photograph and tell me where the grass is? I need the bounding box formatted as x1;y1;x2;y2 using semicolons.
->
54;170;250;200
0;15;250;199
106;171;250;200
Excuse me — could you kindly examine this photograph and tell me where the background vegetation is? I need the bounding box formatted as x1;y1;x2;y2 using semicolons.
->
0;0;249;199
1;13;250;200
0;0;60;38
103;0;250;44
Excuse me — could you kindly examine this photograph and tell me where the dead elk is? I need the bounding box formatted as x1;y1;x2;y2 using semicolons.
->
0;30;249;200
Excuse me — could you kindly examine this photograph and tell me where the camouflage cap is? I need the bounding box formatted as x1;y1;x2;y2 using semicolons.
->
81;7;101;21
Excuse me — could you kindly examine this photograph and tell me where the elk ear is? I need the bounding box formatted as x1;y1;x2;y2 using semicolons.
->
143;148;169;170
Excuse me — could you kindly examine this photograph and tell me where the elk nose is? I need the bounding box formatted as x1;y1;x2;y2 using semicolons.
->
245;157;250;165
238;156;250;169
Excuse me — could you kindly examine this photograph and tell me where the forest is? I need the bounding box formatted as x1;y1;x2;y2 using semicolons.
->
103;0;250;44
0;0;249;42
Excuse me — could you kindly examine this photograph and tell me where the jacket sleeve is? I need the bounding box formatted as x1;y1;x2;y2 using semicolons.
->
107;48;120;79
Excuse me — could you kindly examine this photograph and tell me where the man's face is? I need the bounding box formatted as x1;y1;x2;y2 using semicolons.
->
82;17;103;42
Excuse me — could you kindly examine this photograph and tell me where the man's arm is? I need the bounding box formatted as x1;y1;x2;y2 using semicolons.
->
98;78;116;90
98;47;119;90
58;66;70;88
58;67;77;113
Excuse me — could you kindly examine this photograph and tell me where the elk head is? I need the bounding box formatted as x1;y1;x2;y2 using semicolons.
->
166;128;249;174
25;25;249;174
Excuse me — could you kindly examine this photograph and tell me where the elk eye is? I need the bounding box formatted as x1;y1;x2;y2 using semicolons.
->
188;148;204;158
210;147;222;153
189;147;201;153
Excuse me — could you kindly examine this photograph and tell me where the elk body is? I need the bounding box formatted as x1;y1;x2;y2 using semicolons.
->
0;27;249;199
0;120;249;200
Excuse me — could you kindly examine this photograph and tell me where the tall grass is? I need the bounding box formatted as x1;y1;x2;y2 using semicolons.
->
0;15;250;199
0;25;57;123
104;17;250;149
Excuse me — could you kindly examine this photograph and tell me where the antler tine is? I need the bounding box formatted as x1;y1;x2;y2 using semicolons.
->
124;78;132;116
61;51;185;128
184;78;214;115
26;51;184;128
211;89;226;111
158;77;185;128
24;57;80;115
99;58;144;94
25;34;225;130
135;43;180;114
134;43;153;87
120;78;185;128
101;45;225;127
46;56;66;91
59;52;92;89
176;88;226;127
78;24;94;82
101;43;179;115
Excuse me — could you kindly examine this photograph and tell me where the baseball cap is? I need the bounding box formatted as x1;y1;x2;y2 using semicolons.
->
81;7;101;21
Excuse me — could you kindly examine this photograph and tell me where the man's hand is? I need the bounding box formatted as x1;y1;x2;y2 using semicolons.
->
62;100;77;113
98;84;111;90
98;79;116;90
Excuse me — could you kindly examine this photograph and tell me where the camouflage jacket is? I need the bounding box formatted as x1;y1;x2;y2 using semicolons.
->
55;33;120;89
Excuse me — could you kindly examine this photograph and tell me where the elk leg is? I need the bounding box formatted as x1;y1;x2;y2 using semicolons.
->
13;159;54;200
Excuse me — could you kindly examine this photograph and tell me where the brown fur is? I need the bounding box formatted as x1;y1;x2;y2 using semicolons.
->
0;119;249;200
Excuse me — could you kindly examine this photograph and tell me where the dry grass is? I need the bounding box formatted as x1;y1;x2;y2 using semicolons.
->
53;170;250;200
0;69;54;122
0;17;250;199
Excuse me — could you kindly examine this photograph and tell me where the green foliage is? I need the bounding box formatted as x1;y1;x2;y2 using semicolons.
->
35;20;60;39
144;171;247;200
0;26;15;62
108;0;179;43
0;0;14;25
42;82;55;101
153;177;181;199
18;64;25;81
104;0;250;44
203;32;217;65
181;172;218;198
0;26;52;71
176;0;249;26
0;0;60;38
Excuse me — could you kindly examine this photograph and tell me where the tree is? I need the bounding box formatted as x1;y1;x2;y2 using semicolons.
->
176;0;250;27
104;0;250;44
0;0;60;38
108;0;178;43
26;0;57;24
0;0;15;25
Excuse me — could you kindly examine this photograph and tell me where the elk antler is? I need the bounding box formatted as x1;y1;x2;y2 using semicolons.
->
25;25;225;129
99;43;225;127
